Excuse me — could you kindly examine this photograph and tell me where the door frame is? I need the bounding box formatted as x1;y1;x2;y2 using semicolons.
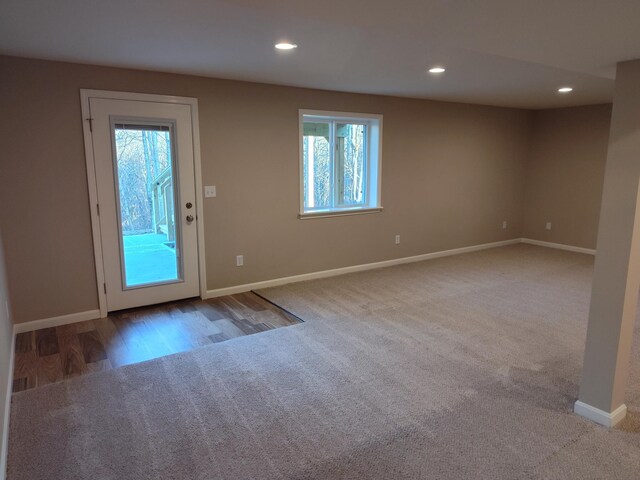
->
80;89;207;318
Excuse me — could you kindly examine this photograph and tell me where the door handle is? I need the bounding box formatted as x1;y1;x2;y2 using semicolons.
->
186;215;194;223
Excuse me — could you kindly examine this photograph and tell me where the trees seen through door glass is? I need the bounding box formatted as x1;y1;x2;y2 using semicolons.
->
114;124;180;287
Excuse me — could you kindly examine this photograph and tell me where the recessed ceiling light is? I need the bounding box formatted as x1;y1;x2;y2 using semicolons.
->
428;67;446;74
275;42;297;50
558;87;573;93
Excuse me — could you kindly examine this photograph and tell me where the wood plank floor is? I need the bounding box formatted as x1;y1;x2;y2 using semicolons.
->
12;292;302;393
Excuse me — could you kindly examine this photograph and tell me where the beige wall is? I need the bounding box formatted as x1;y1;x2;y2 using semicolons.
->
523;104;612;249
0;55;532;323
0;228;13;477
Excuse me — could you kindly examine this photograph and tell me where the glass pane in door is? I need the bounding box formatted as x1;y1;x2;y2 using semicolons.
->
113;123;180;287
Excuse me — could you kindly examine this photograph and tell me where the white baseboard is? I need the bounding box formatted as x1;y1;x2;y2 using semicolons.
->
206;238;521;298
10;240;592;325
13;309;101;334
574;400;627;427
0;328;15;480
520;238;596;255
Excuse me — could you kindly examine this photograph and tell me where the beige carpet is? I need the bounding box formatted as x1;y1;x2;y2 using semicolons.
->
7;244;640;479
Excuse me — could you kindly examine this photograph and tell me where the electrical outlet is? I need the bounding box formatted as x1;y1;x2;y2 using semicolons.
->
395;235;400;245
502;221;507;229
545;222;552;230
204;185;217;198
236;255;244;267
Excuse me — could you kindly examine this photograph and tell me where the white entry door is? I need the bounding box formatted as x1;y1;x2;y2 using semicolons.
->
88;96;200;312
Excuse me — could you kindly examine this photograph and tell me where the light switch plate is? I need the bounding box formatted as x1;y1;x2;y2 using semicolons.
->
204;186;216;198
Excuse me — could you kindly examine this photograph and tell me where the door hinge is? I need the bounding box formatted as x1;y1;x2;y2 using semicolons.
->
96;203;100;216
86;117;94;132
103;283;107;294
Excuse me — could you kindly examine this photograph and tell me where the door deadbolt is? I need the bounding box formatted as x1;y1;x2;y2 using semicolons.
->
186;202;193;209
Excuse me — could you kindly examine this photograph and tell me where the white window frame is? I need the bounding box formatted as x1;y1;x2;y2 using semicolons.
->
298;109;383;219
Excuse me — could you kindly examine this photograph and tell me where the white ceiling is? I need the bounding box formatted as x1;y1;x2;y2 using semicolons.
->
1;0;639;109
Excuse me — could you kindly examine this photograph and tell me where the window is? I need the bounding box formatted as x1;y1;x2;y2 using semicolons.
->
299;110;382;218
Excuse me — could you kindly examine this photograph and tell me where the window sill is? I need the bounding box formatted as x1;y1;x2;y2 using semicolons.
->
298;207;383;220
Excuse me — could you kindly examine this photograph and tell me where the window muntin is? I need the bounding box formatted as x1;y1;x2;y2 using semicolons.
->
300;111;381;216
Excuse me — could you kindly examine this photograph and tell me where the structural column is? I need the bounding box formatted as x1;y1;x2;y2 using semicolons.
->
575;59;640;427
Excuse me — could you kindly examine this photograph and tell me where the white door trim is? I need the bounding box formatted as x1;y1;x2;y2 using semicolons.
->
80;89;207;318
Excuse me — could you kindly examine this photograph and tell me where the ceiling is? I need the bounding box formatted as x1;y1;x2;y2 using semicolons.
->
1;0;639;109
